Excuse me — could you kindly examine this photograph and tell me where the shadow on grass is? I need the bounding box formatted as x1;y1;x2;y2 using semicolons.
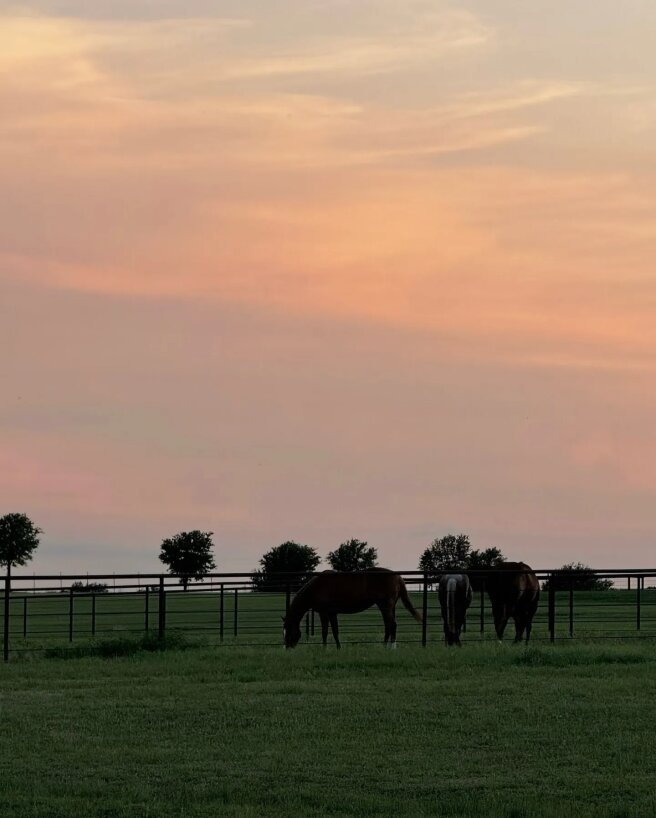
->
42;631;191;660
513;645;651;668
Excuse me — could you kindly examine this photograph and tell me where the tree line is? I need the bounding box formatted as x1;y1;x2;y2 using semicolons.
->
1;512;615;592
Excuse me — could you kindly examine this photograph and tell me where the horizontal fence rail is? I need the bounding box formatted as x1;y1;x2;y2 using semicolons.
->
2;569;656;660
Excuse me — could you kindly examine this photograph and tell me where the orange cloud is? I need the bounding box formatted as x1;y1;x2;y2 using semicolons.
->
2;7;656;378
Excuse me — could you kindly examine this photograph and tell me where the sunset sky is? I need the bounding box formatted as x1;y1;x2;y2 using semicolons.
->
2;1;656;575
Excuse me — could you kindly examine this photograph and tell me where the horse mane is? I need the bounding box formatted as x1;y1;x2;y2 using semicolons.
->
286;576;317;623
487;561;531;572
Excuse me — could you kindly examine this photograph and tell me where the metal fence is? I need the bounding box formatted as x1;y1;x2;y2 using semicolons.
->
2;568;656;660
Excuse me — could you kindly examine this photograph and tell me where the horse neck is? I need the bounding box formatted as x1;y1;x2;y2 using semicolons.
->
287;584;312;625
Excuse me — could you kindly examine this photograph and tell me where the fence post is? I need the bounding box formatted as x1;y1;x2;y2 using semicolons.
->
421;574;428;647
158;577;166;639
144;586;150;633
3;570;10;662
637;577;641;632
569;578;574;638
91;593;96;637
23;596;28;639
69;586;74;642
548;575;555;643
219;583;224;642
233;588;239;638
479;582;485;635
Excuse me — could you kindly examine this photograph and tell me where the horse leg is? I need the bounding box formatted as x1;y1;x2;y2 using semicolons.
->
377;603;390;645
492;601;509;641
455;615;463;647
379;603;398;648
513;615;526;643
524;602;538;643
495;617;508;642
329;613;341;649
319;612;329;647
388;610;397;649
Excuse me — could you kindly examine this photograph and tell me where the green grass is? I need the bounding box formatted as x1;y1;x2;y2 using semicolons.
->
1;641;656;817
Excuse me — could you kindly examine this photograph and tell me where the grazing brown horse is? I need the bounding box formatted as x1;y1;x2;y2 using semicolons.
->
438;573;472;647
483;561;540;643
282;569;423;649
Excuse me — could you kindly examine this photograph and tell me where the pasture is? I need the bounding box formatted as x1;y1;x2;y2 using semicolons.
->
4;584;656;655
1;640;655;817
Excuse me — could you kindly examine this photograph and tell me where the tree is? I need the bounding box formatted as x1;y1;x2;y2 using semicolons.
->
0;513;41;576
542;562;613;592
418;534;505;582
326;539;378;572
252;541;320;592
158;530;216;590
418;534;472;576
466;547;506;570
69;581;109;594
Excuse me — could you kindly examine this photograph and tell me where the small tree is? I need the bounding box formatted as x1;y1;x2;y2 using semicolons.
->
327;539;378;572
0;513;41;576
464;547;506;591
159;530;216;590
418;534;472;577
466;547;506;570
418;534;505;589
252;541;320;592
543;562;613;592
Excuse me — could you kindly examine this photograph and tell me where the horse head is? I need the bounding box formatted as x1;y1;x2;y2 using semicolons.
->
282;616;302;649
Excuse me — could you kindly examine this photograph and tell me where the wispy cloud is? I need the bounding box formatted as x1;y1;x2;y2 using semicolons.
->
3;10;656;374
220;11;490;79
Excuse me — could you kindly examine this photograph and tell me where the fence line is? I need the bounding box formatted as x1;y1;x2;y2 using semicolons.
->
2;568;656;660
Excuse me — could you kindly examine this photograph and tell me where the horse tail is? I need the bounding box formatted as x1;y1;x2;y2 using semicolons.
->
399;578;423;623
446;576;457;636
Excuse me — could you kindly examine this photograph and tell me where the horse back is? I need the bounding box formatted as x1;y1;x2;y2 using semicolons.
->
307;569;402;612
486;562;539;610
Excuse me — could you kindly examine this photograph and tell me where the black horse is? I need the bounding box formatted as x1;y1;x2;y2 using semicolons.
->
438;573;472;646
484;562;540;643
282;569;422;649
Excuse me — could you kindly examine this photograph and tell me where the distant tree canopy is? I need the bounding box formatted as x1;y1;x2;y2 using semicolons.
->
159;530;216;590
252;541;320;592
326;539;378;572
69;581;109;594
418;534;506;579
0;513;41;574
542;562;613;591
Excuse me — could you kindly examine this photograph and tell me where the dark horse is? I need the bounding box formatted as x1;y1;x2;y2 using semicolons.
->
484;561;540;643
283;569;423;649
438;573;472;647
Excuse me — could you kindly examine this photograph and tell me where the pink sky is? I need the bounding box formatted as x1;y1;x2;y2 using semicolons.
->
2;1;656;574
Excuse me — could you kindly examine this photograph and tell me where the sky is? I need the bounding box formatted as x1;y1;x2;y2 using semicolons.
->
2;1;656;576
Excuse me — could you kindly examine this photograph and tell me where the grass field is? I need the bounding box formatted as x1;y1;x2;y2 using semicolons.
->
4;587;656;654
1;640;656;817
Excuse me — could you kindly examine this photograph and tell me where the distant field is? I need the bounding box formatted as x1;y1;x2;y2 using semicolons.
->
1;641;656;817
3;586;656;655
